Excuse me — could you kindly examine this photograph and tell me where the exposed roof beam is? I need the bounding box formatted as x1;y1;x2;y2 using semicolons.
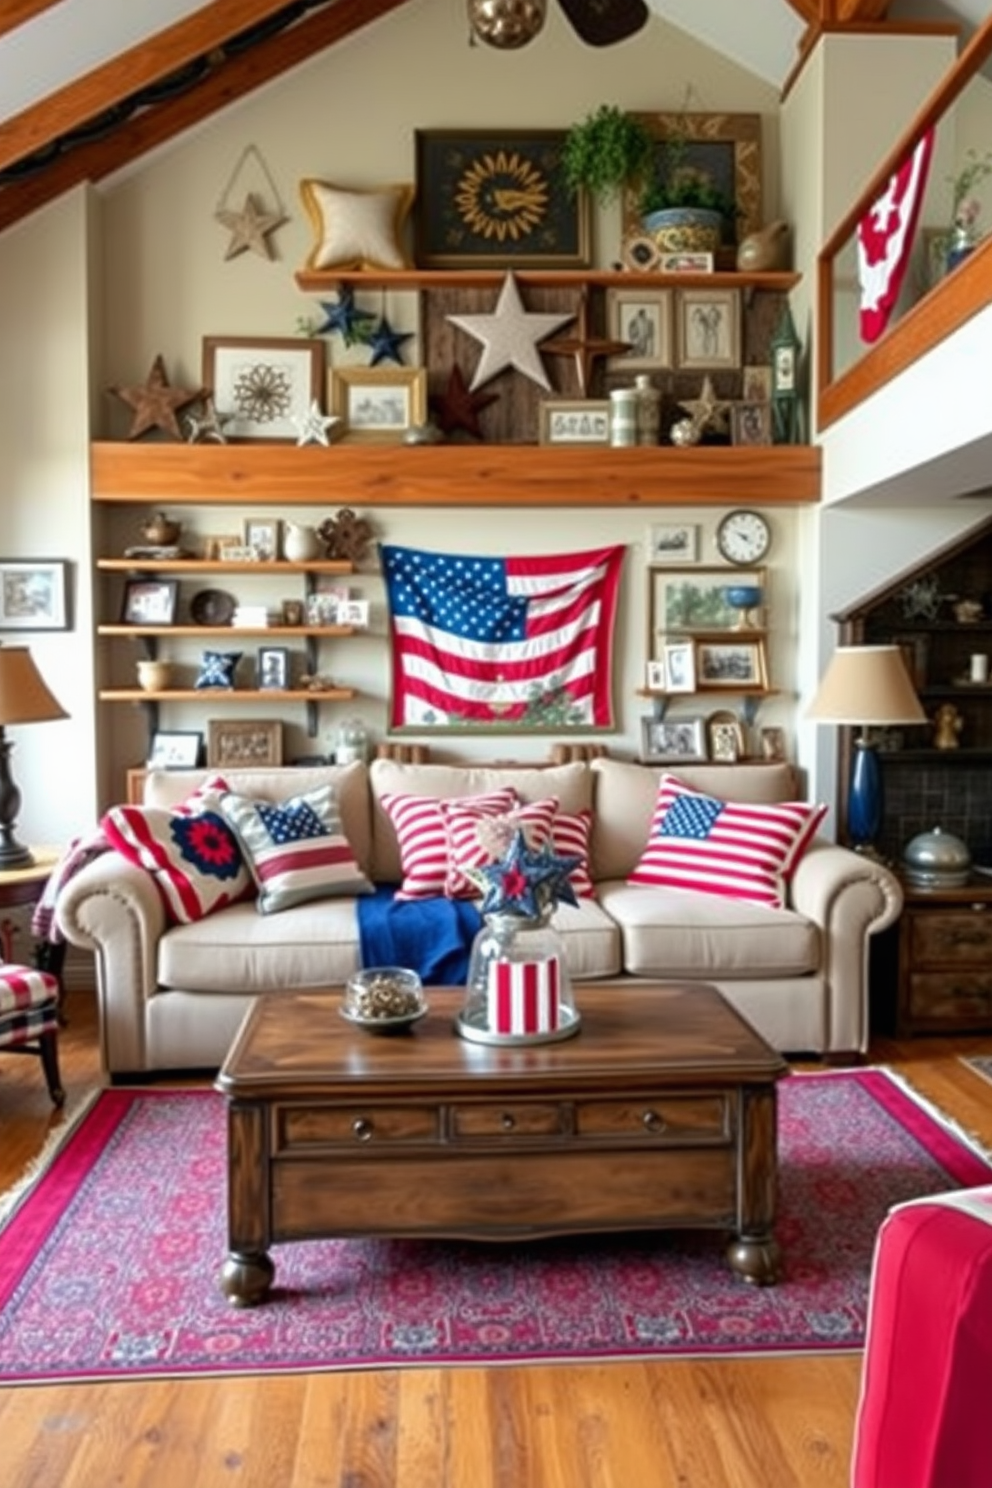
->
0;0;63;42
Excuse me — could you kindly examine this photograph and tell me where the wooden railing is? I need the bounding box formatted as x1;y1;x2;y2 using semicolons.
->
816;13;992;432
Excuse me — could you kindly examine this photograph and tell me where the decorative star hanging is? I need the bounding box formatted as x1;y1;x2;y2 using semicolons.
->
431;363;499;439
541;288;632;396
476;829;581;918
110;354;203;441
184;394;233;444
292;400;341;447
365;315;414;367
678;375;732;438
314;289;377;347
446;272;575;392
215;192;285;261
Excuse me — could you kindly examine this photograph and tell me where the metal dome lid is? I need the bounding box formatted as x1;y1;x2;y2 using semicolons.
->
902;826;972;888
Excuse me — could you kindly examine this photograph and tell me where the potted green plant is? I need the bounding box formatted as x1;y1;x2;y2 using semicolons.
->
637;125;738;253
560;104;655;205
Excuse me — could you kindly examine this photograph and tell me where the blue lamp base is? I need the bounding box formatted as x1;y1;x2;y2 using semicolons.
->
848;739;883;852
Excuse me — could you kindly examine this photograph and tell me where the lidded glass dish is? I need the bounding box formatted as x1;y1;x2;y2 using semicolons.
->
902;827;972;888
342;967;426;1032
458;909;579;1045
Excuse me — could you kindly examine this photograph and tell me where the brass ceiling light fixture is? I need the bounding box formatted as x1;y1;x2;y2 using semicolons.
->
467;0;547;48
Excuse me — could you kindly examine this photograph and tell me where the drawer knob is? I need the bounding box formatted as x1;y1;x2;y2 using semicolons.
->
642;1109;665;1133
352;1116;374;1141
501;1112;516;1131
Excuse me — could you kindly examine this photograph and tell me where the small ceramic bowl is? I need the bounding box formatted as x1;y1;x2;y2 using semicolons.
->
341;967;426;1032
723;585;764;611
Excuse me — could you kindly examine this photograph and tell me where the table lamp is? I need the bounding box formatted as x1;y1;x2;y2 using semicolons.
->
806;644;926;854
0;645;68;868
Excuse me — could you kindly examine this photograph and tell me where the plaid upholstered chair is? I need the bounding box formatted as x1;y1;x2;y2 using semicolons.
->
0;963;64;1105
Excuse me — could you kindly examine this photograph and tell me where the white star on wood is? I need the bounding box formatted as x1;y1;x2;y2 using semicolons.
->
678;375;731;436
446;273;575;392
215;192;285;260
293;401;340;447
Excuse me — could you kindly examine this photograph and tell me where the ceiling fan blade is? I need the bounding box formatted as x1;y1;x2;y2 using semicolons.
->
557;0;649;46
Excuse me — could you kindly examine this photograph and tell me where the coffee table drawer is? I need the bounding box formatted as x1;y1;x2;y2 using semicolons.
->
451;1102;566;1139
576;1094;730;1141
278;1104;439;1148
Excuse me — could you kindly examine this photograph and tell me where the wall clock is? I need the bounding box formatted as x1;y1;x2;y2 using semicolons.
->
716;509;771;566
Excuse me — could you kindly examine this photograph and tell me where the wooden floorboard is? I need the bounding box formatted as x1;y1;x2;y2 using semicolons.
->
2;991;991;1488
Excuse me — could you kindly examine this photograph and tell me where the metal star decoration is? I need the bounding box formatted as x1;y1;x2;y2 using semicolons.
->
110;354;203;441
677;375;732;438
215;192;285;260
184;395;233;444
431;363;499;439
476;829;581;918
365;315;414;367
541;288;632;396
314;289;377;347
292;400;340;447
446;272;575;392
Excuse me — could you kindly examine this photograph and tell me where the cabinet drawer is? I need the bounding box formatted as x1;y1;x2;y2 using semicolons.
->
908;973;992;1022
277;1104;439;1149
909;909;992;966
575;1095;730;1141
450;1102;566;1139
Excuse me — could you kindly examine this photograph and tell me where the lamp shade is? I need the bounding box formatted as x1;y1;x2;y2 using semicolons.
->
0;646;67;726
806;645;926;728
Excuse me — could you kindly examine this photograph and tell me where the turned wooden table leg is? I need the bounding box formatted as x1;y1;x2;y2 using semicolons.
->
727;1084;782;1286
221;1100;274;1307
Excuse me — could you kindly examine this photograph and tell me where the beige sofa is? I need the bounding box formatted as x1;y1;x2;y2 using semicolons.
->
56;755;903;1076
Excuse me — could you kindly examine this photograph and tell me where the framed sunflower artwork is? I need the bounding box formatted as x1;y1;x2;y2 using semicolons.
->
414;129;591;269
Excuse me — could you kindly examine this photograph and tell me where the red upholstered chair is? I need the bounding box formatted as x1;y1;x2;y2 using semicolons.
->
851;1187;992;1488
0;963;64;1105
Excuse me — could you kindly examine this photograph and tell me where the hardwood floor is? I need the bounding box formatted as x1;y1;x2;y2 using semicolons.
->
3;990;991;1488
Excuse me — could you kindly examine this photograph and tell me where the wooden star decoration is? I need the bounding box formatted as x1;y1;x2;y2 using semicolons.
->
541;289;632;396
314;289;376;347
365;315;414;367
431;364;499;439
446;272;575;392
110;354;203;441
215;192;285;260
184;395;233;444
293;401;341;447
678;375;732;437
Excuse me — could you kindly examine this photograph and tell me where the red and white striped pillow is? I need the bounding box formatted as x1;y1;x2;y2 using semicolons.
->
442;797;559;899
550;808;595;899
628;773;826;910
380;788;516;901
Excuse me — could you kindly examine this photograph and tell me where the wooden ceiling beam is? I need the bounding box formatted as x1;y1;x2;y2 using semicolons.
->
783;0;890;19
0;0;413;235
0;0;63;42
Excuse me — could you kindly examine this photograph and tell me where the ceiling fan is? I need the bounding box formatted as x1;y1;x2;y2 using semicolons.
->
468;0;649;49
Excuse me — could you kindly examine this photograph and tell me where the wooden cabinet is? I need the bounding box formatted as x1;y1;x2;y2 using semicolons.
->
895;875;992;1035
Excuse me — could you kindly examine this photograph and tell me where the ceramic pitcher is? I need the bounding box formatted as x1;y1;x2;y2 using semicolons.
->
282;523;322;561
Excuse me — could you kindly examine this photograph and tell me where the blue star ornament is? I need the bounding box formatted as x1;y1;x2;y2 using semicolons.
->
477;829;581;917
314;289;376;346
365;315;413;367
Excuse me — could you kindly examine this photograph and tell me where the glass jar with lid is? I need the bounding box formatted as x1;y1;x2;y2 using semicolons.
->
334;716;369;765
458;908;579;1045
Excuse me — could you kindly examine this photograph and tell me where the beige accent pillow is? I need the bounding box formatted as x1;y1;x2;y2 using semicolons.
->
300;179;414;272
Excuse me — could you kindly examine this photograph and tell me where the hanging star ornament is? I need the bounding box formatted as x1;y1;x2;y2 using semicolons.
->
314;289;377;347
110;354;203;440
365;315;414;367
292;400;341;447
446;272;575;392
541;288;632;396
431;363;499;439
215;192;285;260
476;829;581;919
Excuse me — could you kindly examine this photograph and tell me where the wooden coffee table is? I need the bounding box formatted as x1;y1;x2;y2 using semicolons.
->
215;982;788;1307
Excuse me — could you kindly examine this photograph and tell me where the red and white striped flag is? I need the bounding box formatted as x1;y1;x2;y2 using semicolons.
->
488;956;560;1036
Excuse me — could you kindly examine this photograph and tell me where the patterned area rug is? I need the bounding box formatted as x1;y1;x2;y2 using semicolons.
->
1;1069;990;1384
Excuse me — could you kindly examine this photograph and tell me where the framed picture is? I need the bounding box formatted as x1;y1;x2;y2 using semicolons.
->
120;577;179;626
539;399;611;446
651;567;765;636
675;288;742;370
641;716;707;764
742;365;772;402
207;719;283;769
621;112;763;254
658;251;714;273
662;639;696;693
760;725;787;762
648;523;699;565
731;402;773;446
329;367;427;443
605;287;673;371
257;646;289;691
147;731;202;769
281;599;304;627
338;599;370;628
414;129;591;269
243;518;280;561
706;709;745;762
218;544;257;563
0;559;70;631
201;337;325;442
645;660;666;691
696;640;768;688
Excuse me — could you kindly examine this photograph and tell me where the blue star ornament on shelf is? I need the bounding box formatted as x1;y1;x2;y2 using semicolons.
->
293;400;340;447
365;315;414;367
477;829;581;918
314;288;376;346
446;272;574;392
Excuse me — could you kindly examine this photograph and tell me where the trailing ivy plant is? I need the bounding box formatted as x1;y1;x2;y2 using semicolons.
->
560;104;655;204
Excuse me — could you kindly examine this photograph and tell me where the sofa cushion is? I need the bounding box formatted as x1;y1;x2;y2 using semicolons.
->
442;797;559;898
157;898;361;992
380;788;516;900
219;783;372;914
628;773;827;909
101;776;251;925
598;880;821;979
589;756;805;883
551;808;595;899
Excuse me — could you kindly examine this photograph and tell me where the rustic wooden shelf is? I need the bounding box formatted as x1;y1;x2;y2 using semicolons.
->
98;688;356;703
97;625;356;639
96;558;354;575
294;268;802;294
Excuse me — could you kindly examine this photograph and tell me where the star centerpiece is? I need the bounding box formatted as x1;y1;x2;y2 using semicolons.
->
474;828;581;919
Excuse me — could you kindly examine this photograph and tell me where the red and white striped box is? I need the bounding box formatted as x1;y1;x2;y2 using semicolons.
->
487;958;560;1036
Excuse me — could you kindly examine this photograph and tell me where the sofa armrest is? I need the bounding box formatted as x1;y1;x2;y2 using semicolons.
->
55;853;165;1073
788;842;903;1055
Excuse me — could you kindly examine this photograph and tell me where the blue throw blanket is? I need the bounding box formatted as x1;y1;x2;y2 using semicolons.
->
357;887;482;986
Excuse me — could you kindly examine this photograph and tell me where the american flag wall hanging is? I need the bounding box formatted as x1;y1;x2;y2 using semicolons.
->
381;543;624;730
